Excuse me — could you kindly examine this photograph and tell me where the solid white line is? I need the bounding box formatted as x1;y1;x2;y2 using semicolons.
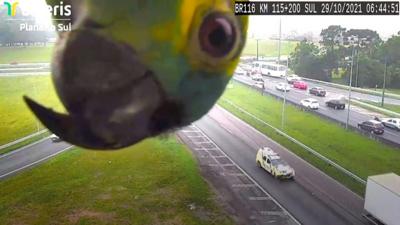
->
215;105;365;201
0;145;73;179
193;125;302;225
0;137;50;159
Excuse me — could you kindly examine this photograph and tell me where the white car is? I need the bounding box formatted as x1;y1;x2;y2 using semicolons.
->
256;147;295;179
286;75;301;84
275;82;291;92
251;74;263;82
234;66;247;76
253;80;264;89
50;134;62;142
300;98;319;109
380;118;400;131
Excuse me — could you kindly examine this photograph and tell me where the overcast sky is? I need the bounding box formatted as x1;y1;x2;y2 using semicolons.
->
249;15;400;40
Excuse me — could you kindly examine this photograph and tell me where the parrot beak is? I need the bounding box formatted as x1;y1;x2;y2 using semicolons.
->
23;24;185;150
24;96;116;149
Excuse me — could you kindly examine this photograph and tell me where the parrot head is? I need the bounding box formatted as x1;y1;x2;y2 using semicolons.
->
24;0;248;150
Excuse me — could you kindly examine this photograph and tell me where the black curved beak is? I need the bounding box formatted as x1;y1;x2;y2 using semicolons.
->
24;96;124;150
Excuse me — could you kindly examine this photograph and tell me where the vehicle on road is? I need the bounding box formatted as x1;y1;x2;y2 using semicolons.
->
293;80;308;90
286;74;301;84
256;147;295;179
251;74;263;82
275;82;291;92
253;80;264;89
363;173;400;225
50;134;62;142
300;98;319;110
251;61;287;78
380;118;400;131
325;98;346;110
234;66;247;76
357;120;384;135
309;87;326;97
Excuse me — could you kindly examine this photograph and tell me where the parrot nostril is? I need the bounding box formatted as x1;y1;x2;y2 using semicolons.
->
199;13;236;58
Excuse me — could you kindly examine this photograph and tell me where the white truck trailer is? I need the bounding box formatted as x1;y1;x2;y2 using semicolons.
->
363;173;400;225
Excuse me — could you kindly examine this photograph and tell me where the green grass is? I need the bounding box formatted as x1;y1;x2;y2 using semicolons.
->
219;82;400;195
0;131;50;156
367;88;400;96
0;75;63;145
0;137;234;225
242;39;298;57
0;46;53;64
358;100;400;114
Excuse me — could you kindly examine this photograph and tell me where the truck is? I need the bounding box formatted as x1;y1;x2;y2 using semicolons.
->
363;173;400;225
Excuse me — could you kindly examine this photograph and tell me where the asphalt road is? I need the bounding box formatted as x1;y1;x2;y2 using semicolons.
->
234;75;400;147
0;63;50;76
195;106;368;225
0;138;72;179
304;78;400;106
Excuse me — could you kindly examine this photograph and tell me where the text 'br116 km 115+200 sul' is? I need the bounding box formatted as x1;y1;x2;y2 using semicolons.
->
234;1;400;15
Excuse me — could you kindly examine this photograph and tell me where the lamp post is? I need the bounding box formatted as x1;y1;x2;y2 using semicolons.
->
381;56;387;107
346;45;355;130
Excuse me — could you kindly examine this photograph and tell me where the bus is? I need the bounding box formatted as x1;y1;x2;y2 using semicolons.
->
251;61;287;78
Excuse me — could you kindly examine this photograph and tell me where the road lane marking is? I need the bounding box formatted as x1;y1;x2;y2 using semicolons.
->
0;145;73;179
232;184;257;188
0;137;50;159
249;196;271;201
193;125;301;225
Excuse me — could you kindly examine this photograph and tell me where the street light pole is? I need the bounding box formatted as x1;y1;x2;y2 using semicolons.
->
355;48;359;87
278;18;282;65
281;59;289;130
346;45;355;130
381;56;387;107
256;39;259;60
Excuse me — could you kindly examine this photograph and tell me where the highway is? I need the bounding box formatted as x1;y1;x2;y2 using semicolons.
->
195;106;368;225
234;75;400;147
0;138;72;179
1;106;369;224
304;78;400;106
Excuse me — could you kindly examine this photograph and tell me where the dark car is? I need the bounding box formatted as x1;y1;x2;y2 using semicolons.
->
309;87;326;97
357;120;385;135
325;99;346;110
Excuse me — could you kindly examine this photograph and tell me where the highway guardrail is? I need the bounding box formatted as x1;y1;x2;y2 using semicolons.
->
350;99;400;118
300;77;400;101
0;129;48;151
221;98;367;185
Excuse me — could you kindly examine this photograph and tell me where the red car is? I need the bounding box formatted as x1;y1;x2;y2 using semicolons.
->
293;81;308;90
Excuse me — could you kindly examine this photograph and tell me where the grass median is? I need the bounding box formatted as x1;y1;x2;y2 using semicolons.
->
219;82;400;195
0;75;63;145
242;39;298;57
0;46;53;64
0;137;234;225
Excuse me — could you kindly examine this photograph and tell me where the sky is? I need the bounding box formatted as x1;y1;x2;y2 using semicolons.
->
248;14;400;40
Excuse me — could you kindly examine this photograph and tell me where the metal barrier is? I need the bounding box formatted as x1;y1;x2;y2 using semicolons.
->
221;98;367;185
301;77;400;100
350;99;400;118
0;129;48;150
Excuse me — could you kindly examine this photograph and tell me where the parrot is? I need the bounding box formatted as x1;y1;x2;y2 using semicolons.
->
24;0;248;150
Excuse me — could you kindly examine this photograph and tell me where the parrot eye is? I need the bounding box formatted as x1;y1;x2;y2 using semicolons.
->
199;13;236;58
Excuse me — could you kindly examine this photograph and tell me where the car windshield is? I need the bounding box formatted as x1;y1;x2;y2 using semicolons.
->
270;158;288;166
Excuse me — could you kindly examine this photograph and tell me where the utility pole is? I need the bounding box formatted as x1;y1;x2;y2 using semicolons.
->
256;39;259;60
346;45;355;130
277;18;282;65
355;49;359;87
279;18;286;130
381;56;387;107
